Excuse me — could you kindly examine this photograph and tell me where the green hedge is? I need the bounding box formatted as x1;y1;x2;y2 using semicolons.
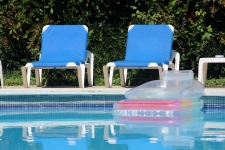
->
1;0;225;86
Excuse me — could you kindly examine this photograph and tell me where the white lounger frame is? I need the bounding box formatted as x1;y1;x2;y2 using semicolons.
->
0;60;3;88
21;50;94;88
103;50;180;88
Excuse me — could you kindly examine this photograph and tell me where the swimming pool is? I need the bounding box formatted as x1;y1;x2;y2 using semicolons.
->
0;94;224;150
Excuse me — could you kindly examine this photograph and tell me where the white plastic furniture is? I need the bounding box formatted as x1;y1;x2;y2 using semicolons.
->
0;60;3;88
21;25;93;88
103;24;180;88
198;57;225;86
21;50;94;88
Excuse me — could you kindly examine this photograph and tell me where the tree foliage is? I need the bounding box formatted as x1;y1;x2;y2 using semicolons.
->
1;0;225;86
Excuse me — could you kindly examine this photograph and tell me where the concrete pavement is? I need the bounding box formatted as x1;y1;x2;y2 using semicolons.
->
0;86;224;96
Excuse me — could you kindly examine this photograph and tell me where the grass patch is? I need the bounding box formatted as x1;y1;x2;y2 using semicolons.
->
2;70;225;87
4;70;36;86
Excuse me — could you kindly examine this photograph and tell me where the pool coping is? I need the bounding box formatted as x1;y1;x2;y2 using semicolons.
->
0;86;224;96
0;86;131;95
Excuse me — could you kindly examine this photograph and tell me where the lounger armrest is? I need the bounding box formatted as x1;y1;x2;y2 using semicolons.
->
170;50;180;70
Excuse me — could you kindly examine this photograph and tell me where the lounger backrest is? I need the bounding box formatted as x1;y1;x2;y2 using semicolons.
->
40;25;88;63
125;24;174;62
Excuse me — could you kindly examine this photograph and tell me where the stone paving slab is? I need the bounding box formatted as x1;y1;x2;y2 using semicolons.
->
0;86;224;96
0;86;131;95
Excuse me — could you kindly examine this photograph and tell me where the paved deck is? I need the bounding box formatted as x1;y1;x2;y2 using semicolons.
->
0;86;131;94
0;86;224;96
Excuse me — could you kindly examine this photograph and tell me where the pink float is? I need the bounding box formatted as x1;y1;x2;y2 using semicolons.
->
113;99;203;111
113;71;205;124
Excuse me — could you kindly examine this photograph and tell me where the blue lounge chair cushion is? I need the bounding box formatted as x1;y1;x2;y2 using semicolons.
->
32;25;88;68
114;60;169;67
31;61;82;67
114;25;173;67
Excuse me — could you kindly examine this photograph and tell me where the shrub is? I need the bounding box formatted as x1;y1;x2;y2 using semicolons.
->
1;0;225;86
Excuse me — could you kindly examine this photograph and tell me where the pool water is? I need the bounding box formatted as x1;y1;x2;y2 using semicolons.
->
0;107;224;150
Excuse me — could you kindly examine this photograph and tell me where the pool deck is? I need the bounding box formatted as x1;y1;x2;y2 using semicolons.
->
0;85;224;96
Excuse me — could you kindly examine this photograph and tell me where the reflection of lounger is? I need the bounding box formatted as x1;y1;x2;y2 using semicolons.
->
123;121;205;137
32;126;82;138
163;136;194;149
116;139;173;150
34;137;88;150
33;125;88;150
113;116;204;149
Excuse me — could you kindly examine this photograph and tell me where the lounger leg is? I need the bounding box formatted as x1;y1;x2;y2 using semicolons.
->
77;64;85;88
202;62;208;86
91;125;95;138
103;125;109;139
21;66;28;88
119;69;126;87
35;69;41;87
103;66;114;88
103;66;110;88
109;67;114;87
168;64;175;70
87;65;93;87
124;69;127;84
39;69;42;84
27;67;32;88
198;58;203;84
175;52;180;70
0;72;3;89
0;61;3;88
77;126;82;139
86;50;94;87
158;67;163;80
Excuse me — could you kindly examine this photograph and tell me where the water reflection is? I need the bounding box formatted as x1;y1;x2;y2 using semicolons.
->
0;108;224;150
112;110;204;149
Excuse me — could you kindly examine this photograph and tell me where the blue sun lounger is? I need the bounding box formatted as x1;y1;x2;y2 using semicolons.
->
21;25;94;88
103;24;180;88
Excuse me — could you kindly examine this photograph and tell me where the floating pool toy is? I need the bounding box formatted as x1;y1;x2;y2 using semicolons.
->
162;70;194;81
125;80;204;99
125;70;204;100
113;99;203;112
113;70;205;127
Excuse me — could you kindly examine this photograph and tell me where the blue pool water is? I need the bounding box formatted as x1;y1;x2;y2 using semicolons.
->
0;95;224;150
